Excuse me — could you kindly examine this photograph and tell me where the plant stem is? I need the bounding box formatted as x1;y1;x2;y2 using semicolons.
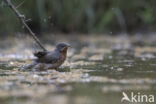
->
4;0;47;51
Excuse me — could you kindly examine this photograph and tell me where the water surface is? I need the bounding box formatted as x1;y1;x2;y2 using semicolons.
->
0;35;156;104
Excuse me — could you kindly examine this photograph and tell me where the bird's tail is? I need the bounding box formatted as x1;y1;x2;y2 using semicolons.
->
22;62;38;70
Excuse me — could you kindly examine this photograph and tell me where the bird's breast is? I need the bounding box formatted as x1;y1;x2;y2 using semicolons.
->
59;52;67;63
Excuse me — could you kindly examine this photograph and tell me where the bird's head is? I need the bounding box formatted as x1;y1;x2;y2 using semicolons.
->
55;42;71;52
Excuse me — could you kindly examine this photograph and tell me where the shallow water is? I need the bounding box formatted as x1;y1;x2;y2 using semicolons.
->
0;35;156;104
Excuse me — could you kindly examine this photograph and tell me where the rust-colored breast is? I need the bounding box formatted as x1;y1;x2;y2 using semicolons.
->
60;48;67;62
53;48;67;67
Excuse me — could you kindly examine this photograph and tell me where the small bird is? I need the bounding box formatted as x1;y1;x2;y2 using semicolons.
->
24;42;70;70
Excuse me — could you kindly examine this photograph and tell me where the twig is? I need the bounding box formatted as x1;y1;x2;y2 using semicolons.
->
4;0;47;51
16;0;25;9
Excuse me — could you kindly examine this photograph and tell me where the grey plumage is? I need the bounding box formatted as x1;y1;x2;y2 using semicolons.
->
23;42;70;70
35;50;60;63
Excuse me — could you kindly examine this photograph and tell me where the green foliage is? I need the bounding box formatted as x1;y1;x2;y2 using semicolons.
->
96;9;114;33
0;0;156;35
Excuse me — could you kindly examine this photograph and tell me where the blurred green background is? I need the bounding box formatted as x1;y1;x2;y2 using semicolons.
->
0;0;156;35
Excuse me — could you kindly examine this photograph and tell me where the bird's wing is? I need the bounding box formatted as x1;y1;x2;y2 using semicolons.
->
34;51;48;58
36;51;60;64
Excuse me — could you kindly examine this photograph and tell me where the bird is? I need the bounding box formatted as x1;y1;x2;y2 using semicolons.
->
24;42;71;70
